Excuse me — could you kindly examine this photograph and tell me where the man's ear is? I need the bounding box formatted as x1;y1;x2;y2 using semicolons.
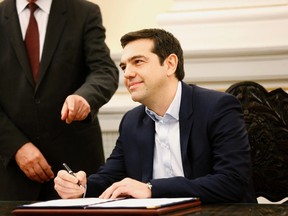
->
165;54;178;77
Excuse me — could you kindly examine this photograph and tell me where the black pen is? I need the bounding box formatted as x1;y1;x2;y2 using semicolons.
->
62;163;82;186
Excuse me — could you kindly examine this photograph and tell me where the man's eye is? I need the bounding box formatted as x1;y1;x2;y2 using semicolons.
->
120;66;126;71
135;60;143;64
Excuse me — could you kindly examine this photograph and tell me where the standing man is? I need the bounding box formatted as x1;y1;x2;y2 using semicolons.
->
54;29;256;203
0;0;119;200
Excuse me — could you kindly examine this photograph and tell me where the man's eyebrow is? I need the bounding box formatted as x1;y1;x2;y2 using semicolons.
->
119;55;147;68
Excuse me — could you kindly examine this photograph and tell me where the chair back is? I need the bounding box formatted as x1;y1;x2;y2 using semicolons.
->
226;81;288;202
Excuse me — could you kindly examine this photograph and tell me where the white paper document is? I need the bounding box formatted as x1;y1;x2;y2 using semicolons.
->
22;197;199;209
22;198;117;208
91;197;198;209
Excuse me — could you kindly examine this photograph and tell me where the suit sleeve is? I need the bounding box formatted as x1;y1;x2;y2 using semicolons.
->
74;4;119;119
86;113;129;197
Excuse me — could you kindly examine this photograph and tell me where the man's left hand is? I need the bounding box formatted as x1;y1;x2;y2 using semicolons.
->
99;178;152;199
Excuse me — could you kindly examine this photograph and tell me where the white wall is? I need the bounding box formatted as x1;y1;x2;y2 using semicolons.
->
89;0;174;54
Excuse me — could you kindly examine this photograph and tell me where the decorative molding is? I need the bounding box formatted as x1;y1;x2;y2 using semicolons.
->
168;0;288;12
156;2;288;54
158;4;288;25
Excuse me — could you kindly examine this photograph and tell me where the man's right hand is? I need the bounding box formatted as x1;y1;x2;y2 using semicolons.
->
15;142;54;183
54;170;87;199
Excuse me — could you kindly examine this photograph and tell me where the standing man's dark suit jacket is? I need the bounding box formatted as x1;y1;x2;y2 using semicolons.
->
0;0;119;200
86;82;256;203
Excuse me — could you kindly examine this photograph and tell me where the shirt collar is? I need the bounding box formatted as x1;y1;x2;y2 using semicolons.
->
17;0;53;14
146;81;182;122
16;0;29;14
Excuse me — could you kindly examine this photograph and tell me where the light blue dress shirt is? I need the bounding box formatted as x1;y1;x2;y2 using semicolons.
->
146;81;184;179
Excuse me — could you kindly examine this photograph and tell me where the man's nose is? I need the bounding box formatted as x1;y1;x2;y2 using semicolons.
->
123;65;135;78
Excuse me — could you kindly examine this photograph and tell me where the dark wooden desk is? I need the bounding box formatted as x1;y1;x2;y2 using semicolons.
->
0;202;30;216
9;200;201;216
2;201;288;216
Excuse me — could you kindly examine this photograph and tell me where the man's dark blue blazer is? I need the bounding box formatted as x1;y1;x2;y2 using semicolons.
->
86;82;257;203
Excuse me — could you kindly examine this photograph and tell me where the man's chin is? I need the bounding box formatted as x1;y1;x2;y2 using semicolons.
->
130;94;141;103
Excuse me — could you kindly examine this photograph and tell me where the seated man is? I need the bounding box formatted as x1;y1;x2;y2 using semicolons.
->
54;28;257;203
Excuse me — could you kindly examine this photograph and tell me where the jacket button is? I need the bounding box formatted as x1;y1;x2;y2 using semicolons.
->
35;98;40;104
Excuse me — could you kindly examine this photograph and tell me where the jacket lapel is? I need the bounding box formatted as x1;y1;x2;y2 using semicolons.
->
179;82;194;178
140;114;155;182
4;0;35;87
36;0;67;91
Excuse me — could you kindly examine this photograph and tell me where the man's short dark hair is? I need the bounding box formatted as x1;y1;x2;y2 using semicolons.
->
120;28;185;81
